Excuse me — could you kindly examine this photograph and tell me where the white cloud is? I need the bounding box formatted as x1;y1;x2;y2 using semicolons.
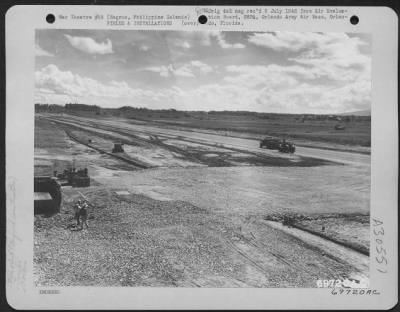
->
174;61;371;113
172;77;370;114
35;43;54;57
174;66;195;78
64;34;113;55
174;40;191;49
248;32;353;52
190;60;213;73
36;31;370;113
242;32;371;112
140;44;150;51
145;65;173;77
34;64;188;107
144;56;370;113
182;41;192;49
248;32;310;51
36;64;135;98
212;32;245;49
252;79;371;114
225;65;300;89
180;31;244;49
248;32;371;82
145;61;214;78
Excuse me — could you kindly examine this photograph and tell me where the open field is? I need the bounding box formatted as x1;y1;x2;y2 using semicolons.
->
58;108;371;152
151;115;370;147
34;113;370;288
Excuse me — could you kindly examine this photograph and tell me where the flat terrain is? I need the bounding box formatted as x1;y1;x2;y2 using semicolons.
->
34;113;370;288
64;109;371;151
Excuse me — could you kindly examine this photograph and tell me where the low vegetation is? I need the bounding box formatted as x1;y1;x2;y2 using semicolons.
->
35;104;371;147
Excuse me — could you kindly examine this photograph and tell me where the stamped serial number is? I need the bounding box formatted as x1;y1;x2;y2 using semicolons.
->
316;278;365;288
317;279;343;288
39;289;60;294
373;218;388;274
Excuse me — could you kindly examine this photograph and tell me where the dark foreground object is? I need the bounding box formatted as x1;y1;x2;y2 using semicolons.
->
34;176;62;215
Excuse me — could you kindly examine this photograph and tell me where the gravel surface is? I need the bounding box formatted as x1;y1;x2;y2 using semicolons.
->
34;116;370;287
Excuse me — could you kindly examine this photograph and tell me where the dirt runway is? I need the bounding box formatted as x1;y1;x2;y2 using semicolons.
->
34;114;371;287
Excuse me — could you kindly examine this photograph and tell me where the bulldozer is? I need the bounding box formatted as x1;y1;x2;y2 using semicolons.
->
56;167;90;187
112;143;124;153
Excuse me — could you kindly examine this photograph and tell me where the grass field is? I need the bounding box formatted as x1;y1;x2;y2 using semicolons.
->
151;116;370;147
59;109;371;148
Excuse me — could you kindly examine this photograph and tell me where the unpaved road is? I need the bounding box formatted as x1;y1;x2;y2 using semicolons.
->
34;114;371;287
96;166;370;216
45;114;370;166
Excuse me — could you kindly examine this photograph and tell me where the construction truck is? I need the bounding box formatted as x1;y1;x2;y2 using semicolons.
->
278;141;296;153
56;167;90;187
260;138;296;154
259;138;282;150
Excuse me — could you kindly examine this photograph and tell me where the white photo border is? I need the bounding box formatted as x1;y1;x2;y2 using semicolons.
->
6;5;398;310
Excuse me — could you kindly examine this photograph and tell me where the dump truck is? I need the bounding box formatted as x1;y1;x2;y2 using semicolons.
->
260;138;296;153
259;138;281;150
34;176;62;215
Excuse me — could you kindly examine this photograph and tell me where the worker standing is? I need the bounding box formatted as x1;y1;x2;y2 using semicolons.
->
74;200;82;226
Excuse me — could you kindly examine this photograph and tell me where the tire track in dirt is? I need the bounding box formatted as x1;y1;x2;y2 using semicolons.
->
241;219;322;279
46;116;331;167
46;117;212;166
45;114;370;166
261;220;369;284
219;236;272;277
247;231;316;276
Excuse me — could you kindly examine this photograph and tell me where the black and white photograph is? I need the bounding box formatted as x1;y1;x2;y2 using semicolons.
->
5;5;398;309
33;29;372;288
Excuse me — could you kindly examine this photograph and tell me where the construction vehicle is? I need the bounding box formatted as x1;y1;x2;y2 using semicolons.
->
278;141;296;153
34;162;90;215
56;167;90;187
34;176;62;215
260;138;296;153
112;143;124;153
334;124;345;130
259;138;281;150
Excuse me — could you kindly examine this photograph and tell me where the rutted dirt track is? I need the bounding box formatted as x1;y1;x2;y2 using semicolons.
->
45;114;371;166
34;114;370;287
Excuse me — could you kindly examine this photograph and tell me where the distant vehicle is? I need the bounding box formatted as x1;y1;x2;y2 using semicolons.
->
279;142;296;153
259;138;281;150
56;167;90;187
334;124;346;130
112;143;124;153
260;138;296;153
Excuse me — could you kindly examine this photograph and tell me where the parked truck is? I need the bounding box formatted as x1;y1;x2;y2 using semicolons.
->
260;138;296;154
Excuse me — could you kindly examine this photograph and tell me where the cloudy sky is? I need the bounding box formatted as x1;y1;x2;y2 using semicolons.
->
35;30;371;114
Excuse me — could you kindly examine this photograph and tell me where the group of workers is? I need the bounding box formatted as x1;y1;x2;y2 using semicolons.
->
73;199;89;229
